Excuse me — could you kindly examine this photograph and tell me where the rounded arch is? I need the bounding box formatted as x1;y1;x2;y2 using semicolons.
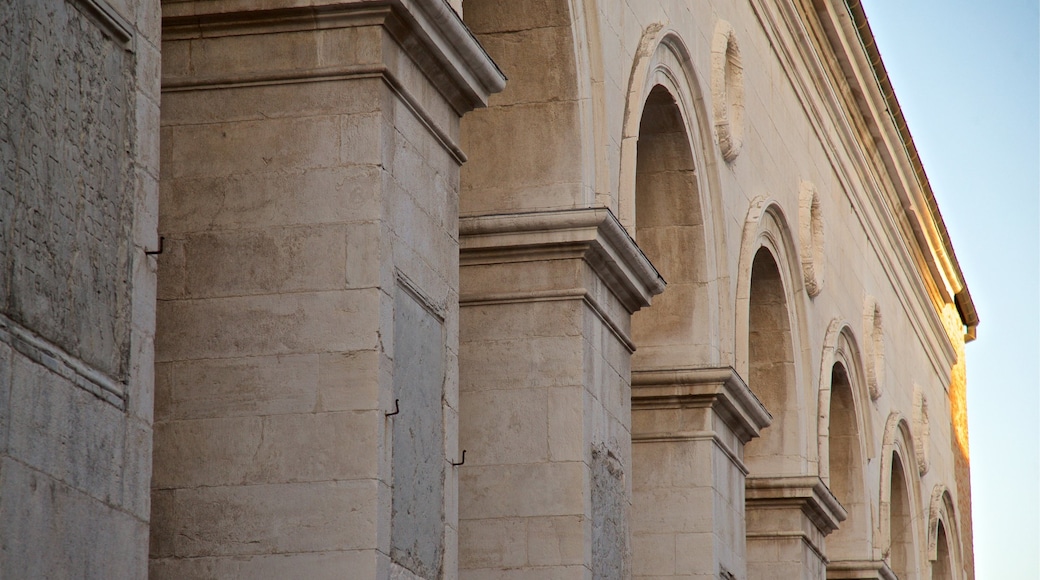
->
880;412;925;578
817;320;875;561
620;28;728;369
736;198;813;476
817;320;876;473
927;486;963;580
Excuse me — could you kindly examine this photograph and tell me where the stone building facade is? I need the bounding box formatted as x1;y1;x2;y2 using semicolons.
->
0;0;978;579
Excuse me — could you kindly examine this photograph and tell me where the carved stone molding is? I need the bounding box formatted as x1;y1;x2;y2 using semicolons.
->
461;207;665;320
631;366;772;446
799;181;825;297
826;559;898;580
913;386;931;476
864;296;885;400
711;20;745;162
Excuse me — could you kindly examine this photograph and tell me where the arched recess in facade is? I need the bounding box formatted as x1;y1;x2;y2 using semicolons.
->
736;198;813;475
880;413;925;579
927;486;963;580
621;30;726;370
817;320;876;561
459;0;592;215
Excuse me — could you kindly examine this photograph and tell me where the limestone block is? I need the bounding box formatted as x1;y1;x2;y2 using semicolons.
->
178;226;349;299
632;487;714;534
162;115;347;180
159;166;384;233
149;550;379;580
547;387;585;462
161;480;379;557
459;566;589;580
473;27;579;107
161;80;382;127
0;342;10;454
156;354;320;421
460;101;583;215
122;417;154;521
458;518;529;569
527;515;585;567
460;462;585;520
317;350;384;413
461;388;549;465
161;411;380;489
0;458;147;579
459;335;584;392
156;289;380;362
7;356;125;505
463;0;572;34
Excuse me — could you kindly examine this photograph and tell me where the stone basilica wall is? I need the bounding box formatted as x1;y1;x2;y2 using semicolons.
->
0;0;976;578
0;0;160;576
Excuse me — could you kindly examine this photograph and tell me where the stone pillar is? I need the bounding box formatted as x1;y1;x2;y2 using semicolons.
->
457;208;664;578
630;368;772;580
152;1;502;577
0;0;159;576
745;476;848;580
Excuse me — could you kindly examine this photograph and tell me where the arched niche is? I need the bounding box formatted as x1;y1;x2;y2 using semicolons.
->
630;84;714;370
621;30;727;368
817;321;874;561
927;486;962;580
736;199;811;475
880;413;924;579
460;0;589;215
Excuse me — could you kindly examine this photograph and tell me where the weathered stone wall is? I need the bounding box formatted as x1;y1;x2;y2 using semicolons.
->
152;1;501;577
457;0;976;578
0;0;159;576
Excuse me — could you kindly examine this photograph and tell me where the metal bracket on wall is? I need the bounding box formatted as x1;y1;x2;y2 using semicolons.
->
450;450;466;467
145;236;164;256
385;399;400;417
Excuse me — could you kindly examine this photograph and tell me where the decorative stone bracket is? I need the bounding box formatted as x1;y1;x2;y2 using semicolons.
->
460;208;666;315
631;366;772;448
746;475;849;558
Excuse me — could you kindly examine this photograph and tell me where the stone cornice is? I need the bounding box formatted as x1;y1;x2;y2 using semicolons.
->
748;0;958;384
459;208;666;314
161;0;505;114
826;559;898;580
792;0;977;337
745;475;848;536
631;366;772;444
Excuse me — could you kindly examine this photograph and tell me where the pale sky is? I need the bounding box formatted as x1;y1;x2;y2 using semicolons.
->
860;0;1040;577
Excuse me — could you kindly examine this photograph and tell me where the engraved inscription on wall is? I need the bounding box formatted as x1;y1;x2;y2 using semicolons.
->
0;0;135;379
391;285;446;578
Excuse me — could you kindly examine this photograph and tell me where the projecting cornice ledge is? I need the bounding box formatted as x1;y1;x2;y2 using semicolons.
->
459;208;666;314
631;367;773;444
162;0;505;114
746;475;848;536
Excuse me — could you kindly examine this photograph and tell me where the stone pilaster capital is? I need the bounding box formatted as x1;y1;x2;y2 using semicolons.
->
460;208;666;314
631;366;772;443
745;475;848;536
825;559;898;580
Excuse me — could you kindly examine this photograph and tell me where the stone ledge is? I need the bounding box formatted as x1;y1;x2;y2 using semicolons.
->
162;0;504;114
826;559;897;580
0;313;126;410
745;475;847;536
460;208;665;314
631;366;772;444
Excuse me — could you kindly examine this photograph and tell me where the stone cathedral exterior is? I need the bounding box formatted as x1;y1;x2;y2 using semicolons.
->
0;0;979;578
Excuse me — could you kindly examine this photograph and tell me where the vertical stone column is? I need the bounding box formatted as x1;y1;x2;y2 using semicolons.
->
0;0;159;576
745;476;847;580
153;1;502;577
630;368;771;580
457;208;664;578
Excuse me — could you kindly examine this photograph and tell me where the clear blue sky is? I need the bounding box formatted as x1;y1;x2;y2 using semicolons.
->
861;0;1040;577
